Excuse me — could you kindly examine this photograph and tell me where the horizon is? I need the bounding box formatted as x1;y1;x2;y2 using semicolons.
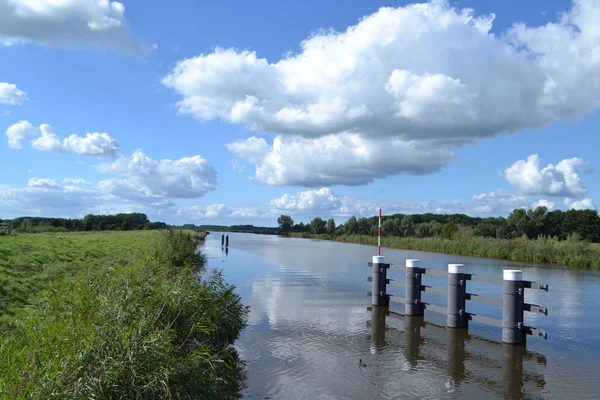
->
1;0;599;226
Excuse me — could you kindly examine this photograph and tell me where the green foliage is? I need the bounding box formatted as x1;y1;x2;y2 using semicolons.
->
345;216;358;235
9;213;167;233
441;222;459;239
472;223;498;238
121;220;129;231
277;215;294;231
310;217;326;234
0;230;247;398
326;218;336;234
415;221;442;238
399;215;415;237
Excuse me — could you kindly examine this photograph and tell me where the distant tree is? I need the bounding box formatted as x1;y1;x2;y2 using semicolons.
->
345;216;358;234
472;223;497;238
121;221;129;231
399;215;415;237
98;220;107;230
310;217;326;234
326;218;336;234
415;221;442;238
357;218;372;235
440;222;459;239
382;218;396;236
507;208;529;237
22;218;32;233
277;215;294;231
83;220;93;231
72;219;81;231
496;222;517;239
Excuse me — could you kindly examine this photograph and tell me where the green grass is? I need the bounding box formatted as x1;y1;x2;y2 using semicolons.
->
289;233;600;269
0;229;246;399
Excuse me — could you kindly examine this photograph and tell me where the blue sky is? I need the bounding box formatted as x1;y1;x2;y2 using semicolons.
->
0;0;598;226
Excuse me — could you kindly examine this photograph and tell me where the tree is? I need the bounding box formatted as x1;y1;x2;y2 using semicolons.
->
399;215;415;237
277;215;294;231
310;217;326;234
83;220;93;231
441;222;459;239
72;219;81;231
121;221;129;231
98;220;107;230
472;223;497;238
415;221;442;238
357;218;372;235
382;218;396;236
345;216;358;234
506;208;529;237
326;218;336;234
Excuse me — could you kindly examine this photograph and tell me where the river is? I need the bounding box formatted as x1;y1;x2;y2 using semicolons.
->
203;232;600;399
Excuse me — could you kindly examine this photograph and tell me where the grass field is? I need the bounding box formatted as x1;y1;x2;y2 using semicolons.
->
0;231;161;324
289;233;600;269
0;229;246;399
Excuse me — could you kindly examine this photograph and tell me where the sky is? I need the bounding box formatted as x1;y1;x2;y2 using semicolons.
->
0;0;599;226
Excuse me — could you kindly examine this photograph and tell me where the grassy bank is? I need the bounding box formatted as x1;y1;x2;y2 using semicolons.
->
289;233;600;269
0;230;247;398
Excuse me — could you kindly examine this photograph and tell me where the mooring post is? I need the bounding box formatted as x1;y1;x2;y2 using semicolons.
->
405;259;423;316
372;256;389;306
225;234;229;248
503;270;525;345
221;233;224;247
447;264;467;329
370;305;387;348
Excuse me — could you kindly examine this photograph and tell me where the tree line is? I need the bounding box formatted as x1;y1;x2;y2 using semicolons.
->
3;213;168;233
278;206;600;242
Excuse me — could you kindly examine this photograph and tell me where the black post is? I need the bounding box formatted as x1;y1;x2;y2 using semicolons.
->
447;264;467;329
447;328;467;384
404;315;424;367
225;234;229;248
405;259;423;316
503;270;525;344
221;233;224;247
371;256;389;306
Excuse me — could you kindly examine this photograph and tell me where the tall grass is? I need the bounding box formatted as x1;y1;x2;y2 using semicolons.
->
0;230;248;399
289;233;600;269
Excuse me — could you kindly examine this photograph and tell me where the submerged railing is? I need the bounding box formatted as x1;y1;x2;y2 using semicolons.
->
367;256;548;345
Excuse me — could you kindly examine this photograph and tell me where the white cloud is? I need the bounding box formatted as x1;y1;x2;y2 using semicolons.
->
0;82;28;105
271;188;342;213
565;198;596;211
503;154;588;198
164;0;600;186
533;199;555;210
0;0;146;54
63;178;92;186
5;120;37;148
28;177;62;189
472;190;529;214
30;123;120;157
227;134;453;186
97;150;218;201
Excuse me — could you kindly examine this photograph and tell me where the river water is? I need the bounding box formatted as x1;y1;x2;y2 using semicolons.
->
203;233;600;400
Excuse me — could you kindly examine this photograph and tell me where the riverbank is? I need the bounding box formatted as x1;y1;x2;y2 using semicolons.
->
0;230;247;398
288;233;600;269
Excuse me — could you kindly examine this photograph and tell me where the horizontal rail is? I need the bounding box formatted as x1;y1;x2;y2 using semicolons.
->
465;293;502;307
421;285;447;295
421;268;448;278
524;303;548;316
388;265;406;271
524;281;549;291
467;313;503;328
464;274;504;285
422;302;446;315
389;280;405;288
390;296;406;305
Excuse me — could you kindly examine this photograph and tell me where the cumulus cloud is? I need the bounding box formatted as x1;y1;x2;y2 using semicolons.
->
503;154;588;198
0;82;28;105
29;123;120;157
63;178;92;186
97;150;218;201
164;0;600;186
565;198;596;211
533;199;555;210
0;0;147;54
5;120;37;148
227;134;453;186
28;177;62;189
271;188;342;213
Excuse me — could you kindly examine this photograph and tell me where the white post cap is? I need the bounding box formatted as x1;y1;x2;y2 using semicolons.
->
448;264;465;274
503;270;522;281
373;256;385;264
406;259;420;268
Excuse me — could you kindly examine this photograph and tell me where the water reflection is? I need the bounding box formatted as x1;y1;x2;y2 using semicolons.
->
368;307;547;400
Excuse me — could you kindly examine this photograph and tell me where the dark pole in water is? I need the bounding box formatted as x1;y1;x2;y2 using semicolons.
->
503;270;525;345
370;306;387;348
405;259;423;316
371;256;388;306
502;343;525;398
221;233;224;247
447;264;467;329
447;328;467;384
404;315;423;367
225;234;229;248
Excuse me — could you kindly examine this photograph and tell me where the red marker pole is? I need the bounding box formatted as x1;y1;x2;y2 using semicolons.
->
378;208;382;256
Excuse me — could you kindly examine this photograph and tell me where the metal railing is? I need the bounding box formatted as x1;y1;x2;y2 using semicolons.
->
367;256;548;345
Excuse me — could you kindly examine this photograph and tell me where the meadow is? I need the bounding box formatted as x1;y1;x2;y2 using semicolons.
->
0;230;248;399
